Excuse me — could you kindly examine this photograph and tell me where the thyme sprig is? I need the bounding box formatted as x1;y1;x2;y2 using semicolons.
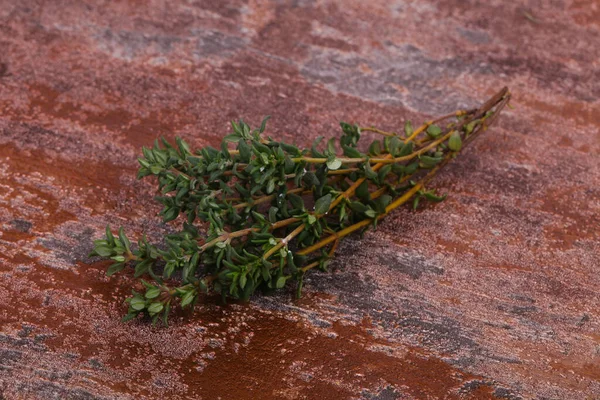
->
90;87;511;325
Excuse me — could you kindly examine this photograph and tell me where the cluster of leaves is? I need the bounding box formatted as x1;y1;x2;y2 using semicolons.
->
90;88;511;325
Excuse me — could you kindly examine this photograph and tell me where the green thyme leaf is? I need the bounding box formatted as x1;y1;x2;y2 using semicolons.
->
105;225;115;246
275;276;287;289
326;157;342;170
259;116;271;133
145;288;161;299
130;297;146;311
404;120;413;136
368;140;381;156
389;137;401;157
398;142;414;157
314;194;332;216
107;262;125;276
427;124;442;138
181;291;195;307
448;132;462;151
148;302;164;315
118;227;131;253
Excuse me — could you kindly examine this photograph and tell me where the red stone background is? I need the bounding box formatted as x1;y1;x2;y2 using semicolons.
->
0;1;599;399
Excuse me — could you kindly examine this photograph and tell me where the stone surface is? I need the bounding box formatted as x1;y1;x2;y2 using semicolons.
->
0;1;599;399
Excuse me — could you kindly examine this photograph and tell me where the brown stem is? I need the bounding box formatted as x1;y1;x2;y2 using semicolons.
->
297;179;424;258
199;215;303;252
262;224;305;260
359;127;398;137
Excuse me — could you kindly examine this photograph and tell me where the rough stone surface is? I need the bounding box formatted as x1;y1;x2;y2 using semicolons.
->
0;1;599;399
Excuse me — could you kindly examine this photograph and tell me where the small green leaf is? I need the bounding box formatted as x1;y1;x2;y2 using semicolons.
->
141;279;154;289
94;245;113;257
176;137;191;155
405;162;419;175
181;290;195;307
148;302;164;314
163;262;175;278
339;203;347;222
296;275;304;298
342;145;363;158
145;288;161;299
340;122;357;136
419;155;443;168
364;163;378;180
130;297;146;311
423;191;447;202
465;120;477;135
365;209;377;218
224;133;241;142
448;132;462;151
134;260;150;278
105;225;115;246
389;137;401;157
326;158;342;170
404;120;413;136
287;252;297;273
137;158;150;169
107;262;125;276
275;276;286;289
311;136;325;158
314;193;332;215
259;116;271;133
252;211;267;224
162;207;179;222
356;180;370;202
375;194;392;211
238;140;251;162
266;178;275;194
349;201;368;214
303;172;320;188
239;274;247;289
288;193;305;210
326;138;336;156
281;143;301;158
398;141;414;157
413;195;421;210
162;303;171;327
231;121;243;136
118;227;131;252
121;313;137;322
378;164;392;182
427;124;442;138
368;140;381;156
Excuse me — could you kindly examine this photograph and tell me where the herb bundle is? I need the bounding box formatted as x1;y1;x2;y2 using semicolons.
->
90;88;511;325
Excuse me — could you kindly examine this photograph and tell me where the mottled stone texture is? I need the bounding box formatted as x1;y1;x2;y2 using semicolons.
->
0;1;598;399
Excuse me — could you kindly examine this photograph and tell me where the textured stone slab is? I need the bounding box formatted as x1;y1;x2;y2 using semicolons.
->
0;1;598;399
